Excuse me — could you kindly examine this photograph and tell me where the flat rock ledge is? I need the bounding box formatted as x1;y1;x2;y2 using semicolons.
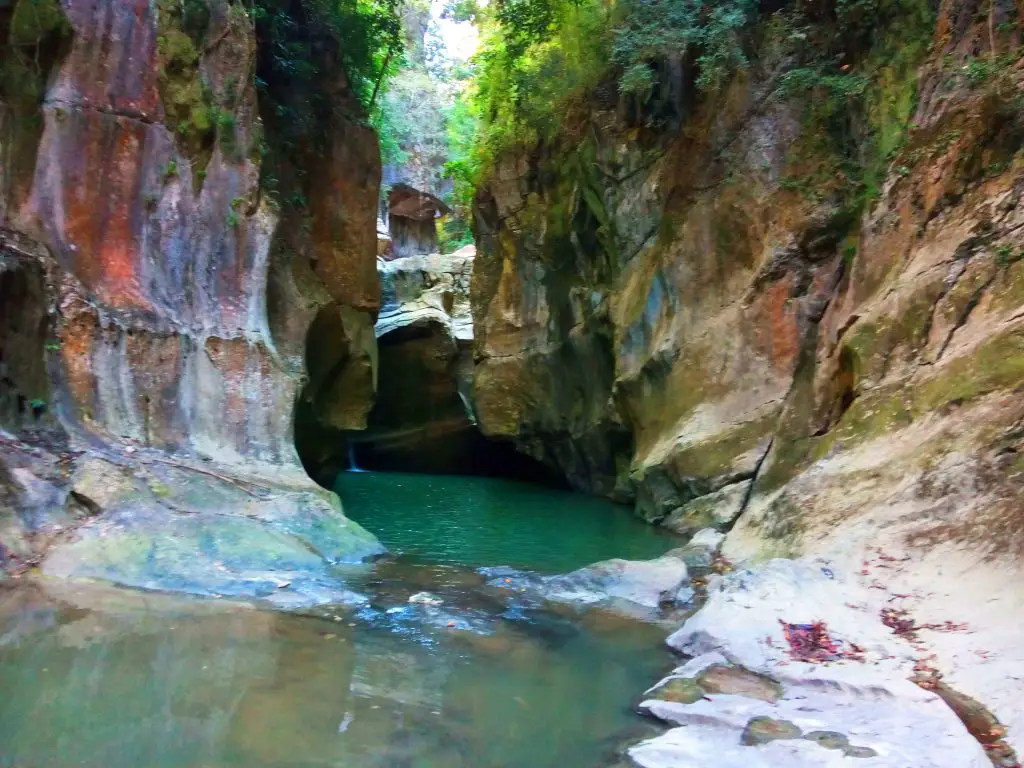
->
25;451;384;610
630;559;994;768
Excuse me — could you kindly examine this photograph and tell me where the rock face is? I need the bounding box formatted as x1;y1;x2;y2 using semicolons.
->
472;0;1024;739
472;0;1023;521
0;0;384;597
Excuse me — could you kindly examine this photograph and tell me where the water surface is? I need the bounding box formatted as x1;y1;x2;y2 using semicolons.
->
336;471;680;573
0;473;678;768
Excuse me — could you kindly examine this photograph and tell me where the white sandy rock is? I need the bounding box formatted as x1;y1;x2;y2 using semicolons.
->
632;559;990;767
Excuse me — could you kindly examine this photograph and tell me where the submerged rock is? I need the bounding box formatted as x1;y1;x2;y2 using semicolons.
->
408;591;444;606
485;554;689;619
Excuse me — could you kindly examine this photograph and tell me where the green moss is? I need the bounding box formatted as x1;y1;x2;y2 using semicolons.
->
915;327;1024;411
813;326;1024;459
773;0;934;207
156;0;215;187
861;1;933;190
989;259;1024;314
649;677;706;705
841;282;944;384
9;0;70;46
666;413;777;479
811;384;914;460
1;0;73;199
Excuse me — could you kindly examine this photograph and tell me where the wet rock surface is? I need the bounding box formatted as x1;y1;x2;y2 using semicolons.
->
39;455;383;608
484;553;691;621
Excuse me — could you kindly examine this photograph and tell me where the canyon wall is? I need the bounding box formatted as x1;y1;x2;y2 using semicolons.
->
472;0;1024;730
0;0;383;597
475;0;1023;538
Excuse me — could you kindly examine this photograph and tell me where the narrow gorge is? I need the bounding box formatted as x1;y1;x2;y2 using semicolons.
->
1;0;1023;765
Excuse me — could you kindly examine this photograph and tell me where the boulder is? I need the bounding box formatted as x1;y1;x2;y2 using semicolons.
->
485;554;689;619
40;457;382;607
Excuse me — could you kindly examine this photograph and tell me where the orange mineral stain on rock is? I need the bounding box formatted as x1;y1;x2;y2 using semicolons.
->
63;117;150;311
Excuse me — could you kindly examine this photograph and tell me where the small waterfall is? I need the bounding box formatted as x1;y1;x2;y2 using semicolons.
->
347;443;366;473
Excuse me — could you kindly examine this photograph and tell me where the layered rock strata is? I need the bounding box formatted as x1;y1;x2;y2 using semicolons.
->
0;0;384;602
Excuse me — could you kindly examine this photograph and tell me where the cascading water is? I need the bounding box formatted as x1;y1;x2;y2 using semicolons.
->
347;442;367;473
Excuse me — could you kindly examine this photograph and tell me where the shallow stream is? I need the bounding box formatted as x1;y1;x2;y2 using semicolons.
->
0;473;680;767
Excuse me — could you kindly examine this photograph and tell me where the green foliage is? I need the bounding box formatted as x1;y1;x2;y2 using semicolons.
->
472;0;611;160
763;0;935;213
613;0;757;93
441;0;479;23
437;214;474;252
253;0;403;110
215;109;239;157
0;0;72;192
442;91;480;217
9;0;71;46
619;62;655;99
253;0;404;201
372;67;447;171
460;0;765;190
155;0;216;184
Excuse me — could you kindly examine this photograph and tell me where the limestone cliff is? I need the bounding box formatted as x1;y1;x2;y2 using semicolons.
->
0;0;384;600
472;0;1024;737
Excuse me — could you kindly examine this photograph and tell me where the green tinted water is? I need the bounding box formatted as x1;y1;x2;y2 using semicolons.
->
0;473;678;768
336;471;680;573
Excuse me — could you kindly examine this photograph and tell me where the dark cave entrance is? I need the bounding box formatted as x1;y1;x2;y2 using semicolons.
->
0;247;53;434
295;313;567;489
352;321;566;485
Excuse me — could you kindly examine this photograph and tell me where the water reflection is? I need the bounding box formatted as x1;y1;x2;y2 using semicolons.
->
0;580;668;768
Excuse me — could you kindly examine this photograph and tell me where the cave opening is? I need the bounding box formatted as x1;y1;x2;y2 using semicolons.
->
294;311;567;490
352;320;567;486
0;247;53;435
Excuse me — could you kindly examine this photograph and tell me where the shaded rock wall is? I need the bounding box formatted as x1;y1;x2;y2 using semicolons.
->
1;0;379;473
356;247;477;472
0;0;384;594
0;245;52;433
473;0;1024;531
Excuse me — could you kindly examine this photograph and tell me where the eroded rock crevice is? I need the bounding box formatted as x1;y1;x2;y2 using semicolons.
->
0;243;52;434
296;240;566;486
